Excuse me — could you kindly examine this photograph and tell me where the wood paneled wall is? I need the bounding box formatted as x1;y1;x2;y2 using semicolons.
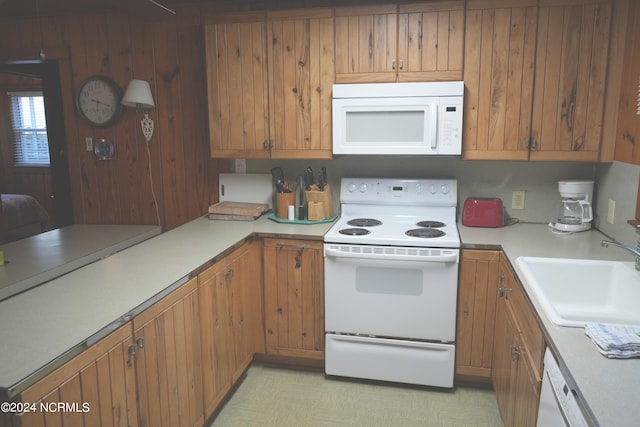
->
0;6;221;231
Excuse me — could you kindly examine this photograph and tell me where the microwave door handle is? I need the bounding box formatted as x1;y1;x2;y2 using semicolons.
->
430;105;438;150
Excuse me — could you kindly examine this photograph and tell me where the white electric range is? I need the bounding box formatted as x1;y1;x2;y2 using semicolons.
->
324;177;460;388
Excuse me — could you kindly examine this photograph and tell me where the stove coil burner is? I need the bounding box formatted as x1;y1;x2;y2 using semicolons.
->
347;218;382;227
405;228;446;238
339;228;371;236
416;220;446;228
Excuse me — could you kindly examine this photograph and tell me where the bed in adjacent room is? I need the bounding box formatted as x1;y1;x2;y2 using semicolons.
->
1;194;53;242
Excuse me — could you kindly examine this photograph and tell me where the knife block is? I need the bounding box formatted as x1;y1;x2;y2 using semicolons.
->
305;184;333;221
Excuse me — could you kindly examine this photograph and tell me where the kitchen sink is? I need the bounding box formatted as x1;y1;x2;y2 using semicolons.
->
515;257;640;327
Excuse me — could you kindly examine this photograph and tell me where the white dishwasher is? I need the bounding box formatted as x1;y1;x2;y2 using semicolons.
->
537;348;590;427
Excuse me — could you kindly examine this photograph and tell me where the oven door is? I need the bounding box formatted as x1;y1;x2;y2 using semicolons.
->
324;244;459;342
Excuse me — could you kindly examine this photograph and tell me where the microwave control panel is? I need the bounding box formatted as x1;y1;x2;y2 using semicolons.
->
437;101;463;155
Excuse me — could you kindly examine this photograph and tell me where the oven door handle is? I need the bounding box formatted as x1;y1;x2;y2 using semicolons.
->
324;248;458;264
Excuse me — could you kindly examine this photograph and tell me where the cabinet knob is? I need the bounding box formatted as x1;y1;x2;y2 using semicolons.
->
510;346;521;362
498;287;512;298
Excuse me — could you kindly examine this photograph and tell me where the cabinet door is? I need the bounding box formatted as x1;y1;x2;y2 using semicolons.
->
205;13;270;158
531;0;613;161
15;324;137;427
227;239;264;383
397;1;464;82
463;0;537;160
199;258;234;417
267;9;334;159
492;301;520;427
199;240;264;418
456;249;500;382
335;4;399;83
133;278;203;427
614;1;640;165
263;239;324;359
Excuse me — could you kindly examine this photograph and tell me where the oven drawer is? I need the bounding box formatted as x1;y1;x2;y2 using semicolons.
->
326;334;455;388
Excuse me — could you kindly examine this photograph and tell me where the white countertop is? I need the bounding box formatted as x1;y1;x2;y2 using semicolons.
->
460;223;640;427
0;216;332;397
0;224;161;301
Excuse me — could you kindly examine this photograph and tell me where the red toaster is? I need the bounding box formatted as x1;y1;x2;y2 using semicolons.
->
462;197;504;228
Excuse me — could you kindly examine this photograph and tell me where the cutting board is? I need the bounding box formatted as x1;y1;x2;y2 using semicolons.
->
208;201;269;221
219;173;273;208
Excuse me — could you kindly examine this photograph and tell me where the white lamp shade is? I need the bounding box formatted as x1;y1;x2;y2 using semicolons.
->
122;79;155;109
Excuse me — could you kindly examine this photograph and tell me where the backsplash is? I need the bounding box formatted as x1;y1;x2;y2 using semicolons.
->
246;158;639;248
246;157;596;224
595;161;640;248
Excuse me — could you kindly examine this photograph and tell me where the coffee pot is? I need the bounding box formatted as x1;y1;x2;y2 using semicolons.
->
552;180;594;233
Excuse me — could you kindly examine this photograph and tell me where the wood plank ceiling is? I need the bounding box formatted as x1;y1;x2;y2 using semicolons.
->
0;0;404;20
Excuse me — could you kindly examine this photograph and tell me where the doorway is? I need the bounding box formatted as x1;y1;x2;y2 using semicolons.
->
0;60;73;240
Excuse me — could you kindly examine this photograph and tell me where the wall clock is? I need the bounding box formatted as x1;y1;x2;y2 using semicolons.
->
76;75;123;127
94;139;115;161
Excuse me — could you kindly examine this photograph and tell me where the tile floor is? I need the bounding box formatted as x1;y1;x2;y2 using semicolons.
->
209;364;503;427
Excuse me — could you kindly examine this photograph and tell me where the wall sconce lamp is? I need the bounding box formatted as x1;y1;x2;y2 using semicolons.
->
122;80;155;142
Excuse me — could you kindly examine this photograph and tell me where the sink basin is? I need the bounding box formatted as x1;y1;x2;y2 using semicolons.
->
515;257;640;327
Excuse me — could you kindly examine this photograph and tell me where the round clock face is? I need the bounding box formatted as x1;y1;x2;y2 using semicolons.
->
76;76;123;127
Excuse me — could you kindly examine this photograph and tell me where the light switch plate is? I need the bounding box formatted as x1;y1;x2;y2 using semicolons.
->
607;199;616;224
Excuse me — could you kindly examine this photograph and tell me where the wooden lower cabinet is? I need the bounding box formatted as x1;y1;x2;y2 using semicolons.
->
456;249;500;382
12;324;138;427
263;238;324;359
198;240;264;419
132;277;203;427
492;253;543;427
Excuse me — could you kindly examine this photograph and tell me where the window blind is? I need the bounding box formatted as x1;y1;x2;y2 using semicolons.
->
8;91;50;166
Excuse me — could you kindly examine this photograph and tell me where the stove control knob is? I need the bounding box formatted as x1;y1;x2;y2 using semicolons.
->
415;183;424;194
440;184;450;194
348;183;356;192
359;183;368;193
429;184;438;194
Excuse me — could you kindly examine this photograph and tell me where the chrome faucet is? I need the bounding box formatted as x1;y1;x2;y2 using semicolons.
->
601;240;640;257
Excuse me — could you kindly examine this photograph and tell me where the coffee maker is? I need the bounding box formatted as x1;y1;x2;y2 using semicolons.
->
552;180;594;233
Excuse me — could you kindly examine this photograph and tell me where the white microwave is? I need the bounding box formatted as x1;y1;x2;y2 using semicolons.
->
332;81;464;156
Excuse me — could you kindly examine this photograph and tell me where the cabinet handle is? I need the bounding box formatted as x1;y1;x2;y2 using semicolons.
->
498;287;512;298
136;336;145;349
392;59;396;70
399;59;403;70
510;346;521;362
127;344;138;366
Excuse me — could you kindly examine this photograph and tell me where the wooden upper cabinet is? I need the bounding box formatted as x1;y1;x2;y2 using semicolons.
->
463;0;538;160
205;13;270;159
614;0;640;165
464;0;614;162
267;9;335;159
531;0;613;161
335;2;464;83
398;2;465;82
204;10;334;159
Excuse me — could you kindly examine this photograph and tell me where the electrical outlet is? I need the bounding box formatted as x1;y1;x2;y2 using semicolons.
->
234;159;246;173
512;190;526;210
607;199;616;224
85;137;93;151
